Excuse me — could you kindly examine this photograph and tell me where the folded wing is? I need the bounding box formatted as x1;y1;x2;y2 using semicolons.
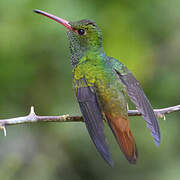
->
114;67;161;146
76;85;113;166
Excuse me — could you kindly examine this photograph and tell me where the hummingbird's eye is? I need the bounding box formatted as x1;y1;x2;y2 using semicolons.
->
77;29;85;35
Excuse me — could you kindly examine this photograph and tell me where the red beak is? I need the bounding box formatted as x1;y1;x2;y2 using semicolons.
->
34;9;73;31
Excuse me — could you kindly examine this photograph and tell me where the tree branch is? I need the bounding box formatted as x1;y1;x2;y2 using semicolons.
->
0;105;179;136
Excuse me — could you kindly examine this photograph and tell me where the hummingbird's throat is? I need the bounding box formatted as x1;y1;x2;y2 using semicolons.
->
67;31;102;67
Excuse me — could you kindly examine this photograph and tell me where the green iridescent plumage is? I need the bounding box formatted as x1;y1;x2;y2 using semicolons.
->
73;53;128;117
68;19;160;165
34;10;161;166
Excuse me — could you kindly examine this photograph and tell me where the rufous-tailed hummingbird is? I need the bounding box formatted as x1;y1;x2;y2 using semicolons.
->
34;9;161;166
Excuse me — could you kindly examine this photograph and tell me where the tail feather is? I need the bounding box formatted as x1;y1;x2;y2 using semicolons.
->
106;114;138;164
117;129;137;164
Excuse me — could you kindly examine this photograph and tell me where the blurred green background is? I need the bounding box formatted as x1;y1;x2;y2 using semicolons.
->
0;0;180;179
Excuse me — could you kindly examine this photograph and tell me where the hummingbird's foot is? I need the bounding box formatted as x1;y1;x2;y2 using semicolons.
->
61;114;69;122
156;113;166;120
0;124;7;136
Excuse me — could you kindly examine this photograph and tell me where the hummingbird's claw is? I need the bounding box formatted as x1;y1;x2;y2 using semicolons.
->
62;114;69;121
163;115;166;120
0;125;7;136
156;113;166;120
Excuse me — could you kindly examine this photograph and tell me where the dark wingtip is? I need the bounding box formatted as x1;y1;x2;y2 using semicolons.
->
154;139;161;147
109;162;114;167
152;129;161;146
95;141;114;167
106;157;114;167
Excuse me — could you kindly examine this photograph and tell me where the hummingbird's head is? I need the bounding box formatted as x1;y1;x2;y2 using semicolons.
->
34;9;103;66
67;19;102;50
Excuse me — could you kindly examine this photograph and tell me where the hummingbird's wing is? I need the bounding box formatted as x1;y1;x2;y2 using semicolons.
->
75;83;113;166
110;58;161;146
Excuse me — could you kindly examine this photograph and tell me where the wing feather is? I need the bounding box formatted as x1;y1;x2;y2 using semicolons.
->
76;86;113;166
115;69;161;146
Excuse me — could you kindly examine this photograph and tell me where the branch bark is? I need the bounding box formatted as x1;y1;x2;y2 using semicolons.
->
0;104;179;136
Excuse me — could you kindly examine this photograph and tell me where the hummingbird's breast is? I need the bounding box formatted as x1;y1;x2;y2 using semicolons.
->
95;67;128;118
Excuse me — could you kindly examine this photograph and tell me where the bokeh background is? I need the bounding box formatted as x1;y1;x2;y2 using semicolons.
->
0;0;180;179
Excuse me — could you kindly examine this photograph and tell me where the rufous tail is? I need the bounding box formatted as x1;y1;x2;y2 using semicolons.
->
106;114;138;164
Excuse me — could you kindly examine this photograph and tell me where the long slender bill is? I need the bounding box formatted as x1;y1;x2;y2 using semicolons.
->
33;9;73;31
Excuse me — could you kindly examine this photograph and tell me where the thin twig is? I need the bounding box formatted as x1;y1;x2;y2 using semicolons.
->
128;104;180;117
0;105;179;136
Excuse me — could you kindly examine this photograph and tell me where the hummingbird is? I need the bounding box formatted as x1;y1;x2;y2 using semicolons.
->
34;9;161;166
